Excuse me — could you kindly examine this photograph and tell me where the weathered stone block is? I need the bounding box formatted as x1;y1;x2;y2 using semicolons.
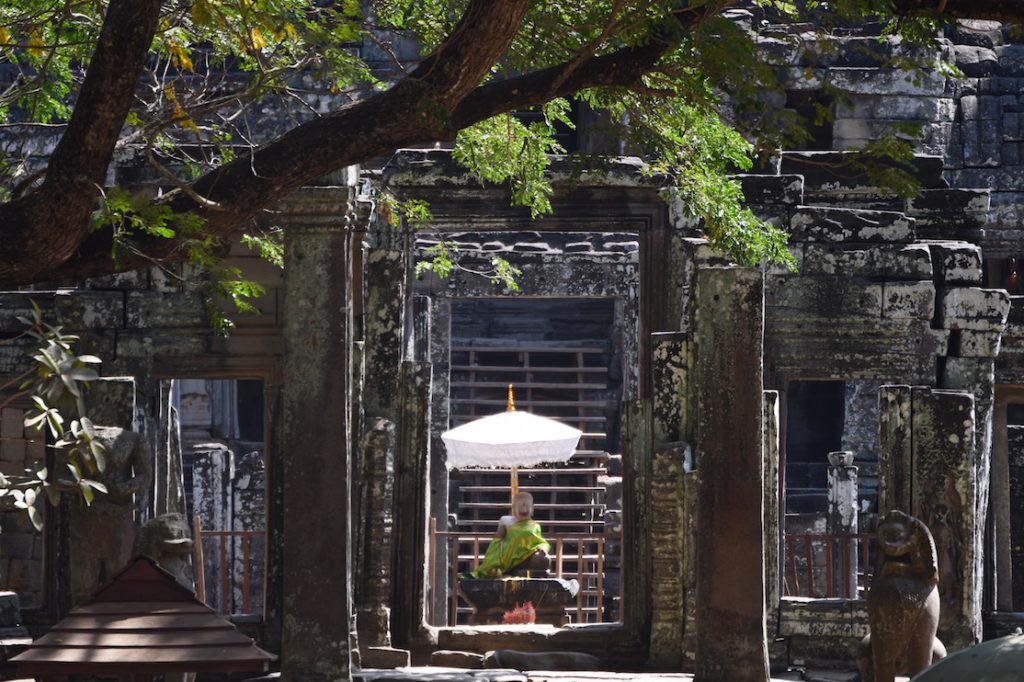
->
789;206;915;243
997;44;1024;76
927;242;984;284
981;120;1002;145
125;291;208;328
979;94;1003;120
0;592;21;628
882;282;936;319
801;244;932;279
53;290;124;330
961;95;980;120
828;68;948;96
737;174;804;205
767;276;883;318
779;598;868;639
953;20;1002;48
781;151;946;192
115;330;208;358
837;95;955;122
0;437;25;464
1003;142;1020;165
909;188;990;219
1;532;34;561
942;356;996;392
958;330;1003;357
956;45;998;77
940;287;1011;330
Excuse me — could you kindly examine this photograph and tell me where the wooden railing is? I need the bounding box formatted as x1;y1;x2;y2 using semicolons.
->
783;532;873;599
429;519;616;626
193;515;265;616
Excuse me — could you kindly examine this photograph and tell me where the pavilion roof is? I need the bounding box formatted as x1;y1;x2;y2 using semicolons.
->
12;555;275;676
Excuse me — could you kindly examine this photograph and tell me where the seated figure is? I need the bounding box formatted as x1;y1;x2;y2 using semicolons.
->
464;491;550;579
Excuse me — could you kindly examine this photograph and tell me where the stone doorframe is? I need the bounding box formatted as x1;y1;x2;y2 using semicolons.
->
382;151;691;664
992;385;1024;614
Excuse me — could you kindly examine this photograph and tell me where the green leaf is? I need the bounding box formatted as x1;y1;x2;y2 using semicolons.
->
79;480;95;505
27;505;43;531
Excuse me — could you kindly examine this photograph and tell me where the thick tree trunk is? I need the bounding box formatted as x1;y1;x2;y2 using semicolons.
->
3;0;1024;285
0;0;163;284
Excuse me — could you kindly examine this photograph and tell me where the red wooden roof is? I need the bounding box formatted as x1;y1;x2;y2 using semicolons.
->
12;556;275;675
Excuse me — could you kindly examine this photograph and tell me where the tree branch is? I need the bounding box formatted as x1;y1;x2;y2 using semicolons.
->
895;0;1024;21
0;0;164;284
12;0;535;283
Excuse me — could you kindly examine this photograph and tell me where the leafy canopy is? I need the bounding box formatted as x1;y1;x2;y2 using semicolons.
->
0;0;957;279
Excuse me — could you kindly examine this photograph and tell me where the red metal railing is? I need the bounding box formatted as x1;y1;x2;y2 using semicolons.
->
783;532;873;599
193;517;265;615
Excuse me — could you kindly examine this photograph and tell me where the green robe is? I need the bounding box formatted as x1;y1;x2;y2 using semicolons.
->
467;520;550;579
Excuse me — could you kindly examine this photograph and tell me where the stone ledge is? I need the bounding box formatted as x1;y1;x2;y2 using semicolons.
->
790;206;915;243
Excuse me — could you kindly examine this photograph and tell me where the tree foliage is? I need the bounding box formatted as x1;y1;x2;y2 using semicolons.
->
0;302;108;530
0;0;1019;286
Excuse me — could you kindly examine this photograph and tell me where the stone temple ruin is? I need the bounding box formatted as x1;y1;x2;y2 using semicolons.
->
5;8;1024;681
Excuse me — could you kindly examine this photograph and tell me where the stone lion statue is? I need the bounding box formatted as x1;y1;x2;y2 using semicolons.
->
132;512;195;589
858;510;946;682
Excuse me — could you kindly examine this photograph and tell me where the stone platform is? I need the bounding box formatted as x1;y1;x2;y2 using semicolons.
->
457;578;579;626
352;669;888;682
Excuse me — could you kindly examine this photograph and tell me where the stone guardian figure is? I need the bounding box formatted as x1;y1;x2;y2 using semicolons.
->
132;512;195;589
857;510;946;682
69;426;153;605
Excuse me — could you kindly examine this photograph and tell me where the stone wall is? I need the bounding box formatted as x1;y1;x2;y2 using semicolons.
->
0;408;45;609
0;199;289;627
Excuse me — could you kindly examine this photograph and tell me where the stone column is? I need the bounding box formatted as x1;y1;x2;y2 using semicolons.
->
391;360;432;648
910;387;979;650
694;266;769;682
281;187;355;681
878;385;912;515
263;382;285;656
648;331;693;668
354;248;405;644
648;443;687;668
192;443;232;612
826;451;858;599
356;417;396;648
763;391;781;645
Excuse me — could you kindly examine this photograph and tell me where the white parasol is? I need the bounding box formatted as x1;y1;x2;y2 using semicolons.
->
441;386;582;494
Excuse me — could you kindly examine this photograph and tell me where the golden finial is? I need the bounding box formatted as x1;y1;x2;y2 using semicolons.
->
507;384;515;412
